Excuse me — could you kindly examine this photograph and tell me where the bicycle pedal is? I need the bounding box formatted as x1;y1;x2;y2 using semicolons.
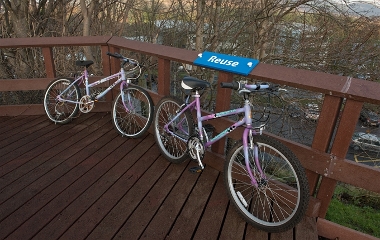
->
189;166;205;173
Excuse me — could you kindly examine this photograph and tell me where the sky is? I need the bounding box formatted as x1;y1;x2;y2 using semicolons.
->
337;0;380;6
336;0;380;16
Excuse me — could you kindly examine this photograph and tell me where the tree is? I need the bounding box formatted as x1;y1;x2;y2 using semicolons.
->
79;0;100;72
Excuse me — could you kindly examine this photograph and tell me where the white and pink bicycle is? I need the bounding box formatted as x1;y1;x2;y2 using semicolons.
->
153;77;309;232
43;52;153;138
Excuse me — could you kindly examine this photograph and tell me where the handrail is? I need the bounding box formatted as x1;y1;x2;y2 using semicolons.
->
0;36;379;240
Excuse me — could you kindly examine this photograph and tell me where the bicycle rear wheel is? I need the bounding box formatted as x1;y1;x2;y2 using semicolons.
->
153;96;194;163
224;135;309;233
44;78;81;124
112;85;154;138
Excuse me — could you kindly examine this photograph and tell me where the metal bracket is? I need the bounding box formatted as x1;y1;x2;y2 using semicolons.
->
324;154;337;177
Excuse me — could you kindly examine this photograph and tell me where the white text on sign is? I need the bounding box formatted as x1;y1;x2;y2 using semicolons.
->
207;56;239;67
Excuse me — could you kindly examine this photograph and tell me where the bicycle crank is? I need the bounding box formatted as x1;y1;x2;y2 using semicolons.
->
187;136;205;173
79;95;94;113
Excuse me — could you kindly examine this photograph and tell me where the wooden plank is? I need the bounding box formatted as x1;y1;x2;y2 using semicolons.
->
0;104;46;116
0;36;112;48
0;116;53;159
317;218;379;240
0;113;100;204
83;142;169;239
245;224;269;239
193;174;229;239
157;58;171;96
108;36;199;64
34;134;154;239
295;216;318;240
165;166;220;240
0;78;53;91
0;116;12;125
113;155;190;239
211;72;233;155
0;118;114;239
0;113;326;239
317;99;364;218
6;129;128;239
0;116;105;210
250;62;380;104
0;102;113;116
0;115;42;135
270;228;293;240
0;76;113;92
219;204;248;239
139;163;201;239
42;47;56;78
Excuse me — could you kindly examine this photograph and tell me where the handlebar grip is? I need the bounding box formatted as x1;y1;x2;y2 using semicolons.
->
107;52;141;67
220;82;240;90
106;52;122;59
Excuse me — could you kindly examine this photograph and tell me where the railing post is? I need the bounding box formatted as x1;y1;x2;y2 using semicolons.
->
107;46;120;101
101;45;111;76
41;47;56;78
211;72;233;155
316;99;363;217
157;58;171;96
307;95;342;197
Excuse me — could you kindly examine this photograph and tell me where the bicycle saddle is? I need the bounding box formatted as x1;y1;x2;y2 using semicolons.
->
75;60;94;68
181;76;210;90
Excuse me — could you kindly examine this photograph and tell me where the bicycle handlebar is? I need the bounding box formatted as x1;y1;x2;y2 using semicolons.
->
220;81;272;92
106;52;141;67
220;82;240;90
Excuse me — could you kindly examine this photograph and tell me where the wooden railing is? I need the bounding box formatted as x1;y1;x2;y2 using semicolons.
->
0;36;379;240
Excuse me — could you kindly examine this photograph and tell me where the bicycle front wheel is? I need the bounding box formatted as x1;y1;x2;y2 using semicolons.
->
153;96;194;163
224;135;309;233
112;85;154;138
44;78;81;124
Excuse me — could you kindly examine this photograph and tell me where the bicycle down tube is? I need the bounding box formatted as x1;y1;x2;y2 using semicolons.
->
87;71;125;100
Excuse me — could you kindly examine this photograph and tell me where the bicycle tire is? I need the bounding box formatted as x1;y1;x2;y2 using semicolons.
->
153;96;194;163
224;135;309;232
44;78;81;124
112;85;154;138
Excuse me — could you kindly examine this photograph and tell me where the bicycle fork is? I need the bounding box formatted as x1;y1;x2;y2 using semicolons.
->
243;128;266;188
120;81;130;111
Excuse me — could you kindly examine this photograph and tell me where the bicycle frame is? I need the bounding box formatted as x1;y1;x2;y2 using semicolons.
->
163;90;265;187
57;67;127;104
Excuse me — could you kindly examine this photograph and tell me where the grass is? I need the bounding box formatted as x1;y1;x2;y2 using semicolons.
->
326;183;380;238
326;199;380;237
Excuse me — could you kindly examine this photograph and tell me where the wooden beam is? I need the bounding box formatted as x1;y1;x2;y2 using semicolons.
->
317;218;379;240
157;58;171;96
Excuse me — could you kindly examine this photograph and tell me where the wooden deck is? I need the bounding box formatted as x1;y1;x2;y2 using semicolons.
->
0;112;318;240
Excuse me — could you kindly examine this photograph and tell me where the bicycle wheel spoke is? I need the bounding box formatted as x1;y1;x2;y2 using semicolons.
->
153;97;194;163
224;135;309;232
112;86;153;138
44;79;80;124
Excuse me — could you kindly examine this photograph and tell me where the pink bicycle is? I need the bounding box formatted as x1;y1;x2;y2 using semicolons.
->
153;77;309;232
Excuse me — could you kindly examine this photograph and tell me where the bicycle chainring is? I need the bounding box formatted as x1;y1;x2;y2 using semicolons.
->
187;135;205;161
79;95;94;113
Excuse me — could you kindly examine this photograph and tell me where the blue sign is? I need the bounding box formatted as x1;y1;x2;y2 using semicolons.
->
193;51;259;76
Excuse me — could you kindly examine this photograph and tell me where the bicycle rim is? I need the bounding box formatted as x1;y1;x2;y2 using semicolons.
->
112;86;153;138
44;79;80;124
153;97;194;163
224;136;309;232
